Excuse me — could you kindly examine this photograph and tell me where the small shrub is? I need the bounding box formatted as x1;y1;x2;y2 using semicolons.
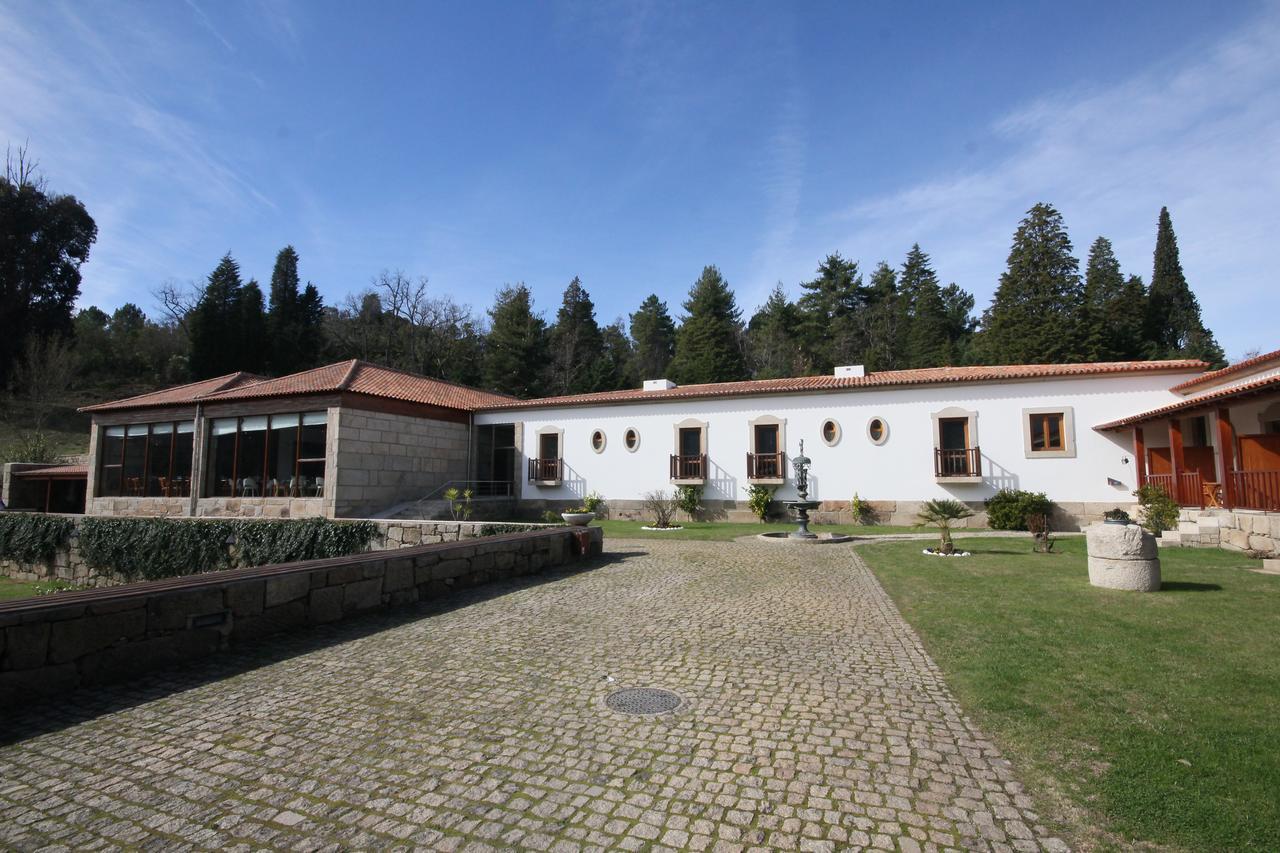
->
985;489;1053;531
540;510;562;524
849;492;875;525
746;485;775;522
1026;513;1055;553
642;490;679;528
0;513;76;563
916;499;975;554
1135;484;1180;535
675;485;703;521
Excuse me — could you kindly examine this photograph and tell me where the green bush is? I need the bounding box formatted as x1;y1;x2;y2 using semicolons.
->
984;489;1053;531
1135;484;1180;535
675;485;703;520
78;517;378;582
746;485;775;521
0;513;76;562
849;492;875;525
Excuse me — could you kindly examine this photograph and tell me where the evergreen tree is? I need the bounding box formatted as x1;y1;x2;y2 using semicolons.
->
1078;236;1151;361
597;320;636;391
939;283;976;363
900;245;952;367
546;276;605;394
862;262;905;371
188;254;246;378
629;294;677;379
973;203;1084;363
482;284;547;398
1115;275;1151;360
296;283;326;369
796;253;867;371
1144;207;1225;366
669;265;747;384
746;284;805;379
239;279;269;374
266;245;302;374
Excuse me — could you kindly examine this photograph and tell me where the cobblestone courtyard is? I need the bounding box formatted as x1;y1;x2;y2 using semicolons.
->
0;540;1067;851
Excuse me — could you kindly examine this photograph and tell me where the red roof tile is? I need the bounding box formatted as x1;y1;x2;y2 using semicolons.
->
79;373;265;413
1169;347;1280;392
198;360;516;411
1095;373;1280;430
477;359;1208;411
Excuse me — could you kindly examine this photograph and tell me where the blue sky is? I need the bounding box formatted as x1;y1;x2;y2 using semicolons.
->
2;0;1276;360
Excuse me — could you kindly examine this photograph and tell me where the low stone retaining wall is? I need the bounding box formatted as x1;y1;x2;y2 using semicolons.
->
0;526;603;703
0;517;553;588
1158;508;1279;555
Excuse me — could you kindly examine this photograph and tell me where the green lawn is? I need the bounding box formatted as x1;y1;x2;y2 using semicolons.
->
861;536;1280;851
0;577;45;601
595;518;918;540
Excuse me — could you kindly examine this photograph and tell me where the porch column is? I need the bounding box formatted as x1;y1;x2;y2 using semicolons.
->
1169;418;1185;505
1217;407;1237;509
1133;426;1146;488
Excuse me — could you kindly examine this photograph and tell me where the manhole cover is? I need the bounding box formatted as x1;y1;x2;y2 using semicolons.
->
606;687;682;715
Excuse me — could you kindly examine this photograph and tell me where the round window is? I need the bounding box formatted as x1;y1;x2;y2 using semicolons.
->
867;417;888;445
821;419;841;446
591;429;606;453
624;428;639;452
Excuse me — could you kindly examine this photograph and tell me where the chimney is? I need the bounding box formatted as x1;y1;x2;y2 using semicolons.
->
833;364;866;378
643;379;677;391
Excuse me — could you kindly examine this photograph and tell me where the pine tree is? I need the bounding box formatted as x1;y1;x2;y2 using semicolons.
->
796;253;867;371
266;246;301;374
746;284;805;379
861;262;905;371
188;253;246;378
296;283;326;369
629;294;677;379
973;203;1084;364
1144;207;1225;366
546;276;605;394
939;283;976;363
1078;236;1153;362
482;284;547;398
669;265;747;384
597;320;636;391
898;245;952;367
238;280;269;373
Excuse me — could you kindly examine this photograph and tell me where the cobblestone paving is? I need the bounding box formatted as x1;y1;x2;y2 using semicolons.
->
0;540;1068;851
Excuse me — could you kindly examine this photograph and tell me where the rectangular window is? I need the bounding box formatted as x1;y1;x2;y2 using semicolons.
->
204;411;328;498
1029;412;1065;452
538;431;559;460
297;412;327;496
266;414;299;496
679;427;701;457
208;418;239;497
95;421;196;497
754;424;778;455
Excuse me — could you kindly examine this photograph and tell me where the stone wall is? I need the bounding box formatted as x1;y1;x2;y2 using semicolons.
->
0;517;556;588
0;526;603;702
1158;508;1279;555
332;408;470;518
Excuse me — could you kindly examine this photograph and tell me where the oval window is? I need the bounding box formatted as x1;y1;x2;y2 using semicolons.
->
624;428;639;452
821;419;841;446
867;417;888;445
591;429;606;453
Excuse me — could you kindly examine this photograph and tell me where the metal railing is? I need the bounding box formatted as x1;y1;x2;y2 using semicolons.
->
527;457;563;482
746;451;785;480
934;447;981;478
669;453;707;481
422;479;515;500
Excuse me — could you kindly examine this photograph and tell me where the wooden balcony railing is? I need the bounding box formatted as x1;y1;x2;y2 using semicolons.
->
1142;471;1206;508
527;457;562;483
746;451;785;481
670;453;707;482
934;447;981;478
1230;469;1280;512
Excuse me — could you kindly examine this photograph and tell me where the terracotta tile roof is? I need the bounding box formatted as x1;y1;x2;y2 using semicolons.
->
198;360;516;411
477;359;1209;411
11;464;88;478
1095;373;1280;430
1169;347;1280;392
79;373;265;413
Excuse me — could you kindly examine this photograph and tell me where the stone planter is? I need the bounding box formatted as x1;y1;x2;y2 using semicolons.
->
1085;522;1160;591
560;512;595;527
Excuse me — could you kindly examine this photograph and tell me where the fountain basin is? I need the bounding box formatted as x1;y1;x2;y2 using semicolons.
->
757;531;855;544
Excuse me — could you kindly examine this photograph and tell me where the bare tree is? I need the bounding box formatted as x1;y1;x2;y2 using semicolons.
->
154;278;203;335
14;336;77;433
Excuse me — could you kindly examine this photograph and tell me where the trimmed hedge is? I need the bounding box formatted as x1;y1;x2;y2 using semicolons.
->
985;489;1053;531
0;513;76;563
79;517;378;581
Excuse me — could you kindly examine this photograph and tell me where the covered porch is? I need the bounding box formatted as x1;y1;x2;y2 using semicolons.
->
1100;376;1280;512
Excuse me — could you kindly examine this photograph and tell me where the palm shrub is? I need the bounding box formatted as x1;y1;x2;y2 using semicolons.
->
746;485;775;522
916;499;975;554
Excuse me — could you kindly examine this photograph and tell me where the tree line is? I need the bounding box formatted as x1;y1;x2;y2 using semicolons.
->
2;146;1227;412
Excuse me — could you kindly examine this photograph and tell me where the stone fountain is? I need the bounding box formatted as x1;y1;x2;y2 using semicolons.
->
757;439;854;545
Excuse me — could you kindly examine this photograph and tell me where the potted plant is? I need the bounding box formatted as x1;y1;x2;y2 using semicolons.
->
560;506;596;526
916;498;975;556
1103;508;1132;525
